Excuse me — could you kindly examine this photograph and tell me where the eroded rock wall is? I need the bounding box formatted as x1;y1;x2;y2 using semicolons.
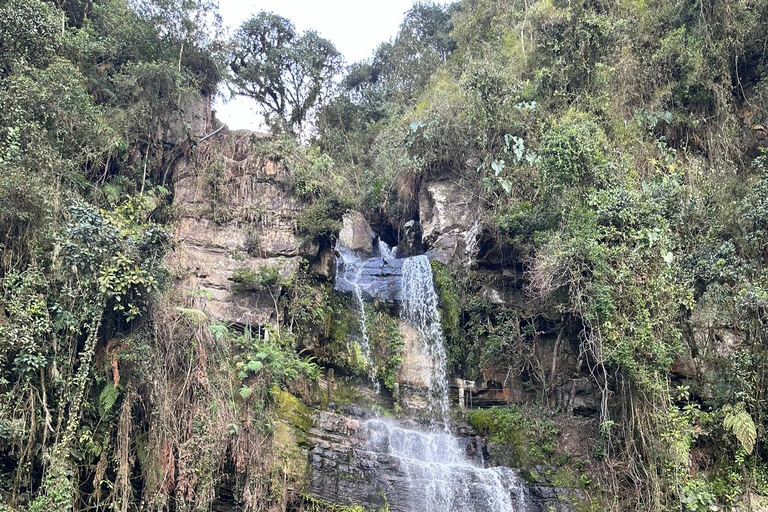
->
169;130;317;325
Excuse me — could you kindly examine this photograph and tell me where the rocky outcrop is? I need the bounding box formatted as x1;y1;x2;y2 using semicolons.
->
335;246;403;303
397;220;423;257
169;130;317;324
418;180;482;267
339;211;374;254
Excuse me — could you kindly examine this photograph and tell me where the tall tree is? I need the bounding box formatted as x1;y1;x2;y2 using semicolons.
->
229;12;342;132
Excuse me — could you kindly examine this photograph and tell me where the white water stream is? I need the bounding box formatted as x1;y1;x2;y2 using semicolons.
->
337;245;380;393
400;255;452;424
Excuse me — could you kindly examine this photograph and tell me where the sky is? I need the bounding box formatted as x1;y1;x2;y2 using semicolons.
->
214;0;418;130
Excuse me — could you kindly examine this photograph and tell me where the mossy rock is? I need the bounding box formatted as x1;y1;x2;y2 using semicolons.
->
271;387;313;498
468;406;559;467
300;493;374;511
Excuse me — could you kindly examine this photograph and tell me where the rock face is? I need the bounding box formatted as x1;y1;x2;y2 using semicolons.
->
335;246;404;303
396;320;434;412
169;130;316;324
396;321;431;388
419;180;482;266
398;219;424;257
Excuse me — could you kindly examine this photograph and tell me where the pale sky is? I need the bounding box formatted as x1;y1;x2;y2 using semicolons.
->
215;0;420;131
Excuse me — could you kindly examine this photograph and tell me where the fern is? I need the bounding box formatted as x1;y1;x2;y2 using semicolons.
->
99;384;120;416
723;403;757;454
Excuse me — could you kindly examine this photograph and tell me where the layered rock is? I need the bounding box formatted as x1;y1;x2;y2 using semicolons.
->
169;130;316;324
306;408;580;512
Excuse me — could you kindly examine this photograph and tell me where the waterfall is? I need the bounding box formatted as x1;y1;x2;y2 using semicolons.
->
366;418;527;512
334;242;528;511
378;239;398;261
400;255;451;423
386;254;527;512
337;246;379;393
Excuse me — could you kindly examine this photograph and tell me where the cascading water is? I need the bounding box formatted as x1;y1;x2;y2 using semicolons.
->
334;238;527;511
400;255;451;423
361;253;528;512
337;246;379;393
366;418;526;512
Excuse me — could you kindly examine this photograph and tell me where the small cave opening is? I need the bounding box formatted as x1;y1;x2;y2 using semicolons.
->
369;217;400;249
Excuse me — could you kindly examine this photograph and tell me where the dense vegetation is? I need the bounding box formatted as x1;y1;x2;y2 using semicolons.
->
0;0;318;510
2;0;768;510
312;1;768;509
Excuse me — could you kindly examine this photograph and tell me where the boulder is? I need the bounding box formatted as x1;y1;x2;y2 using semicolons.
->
338;211;373;253
310;246;336;279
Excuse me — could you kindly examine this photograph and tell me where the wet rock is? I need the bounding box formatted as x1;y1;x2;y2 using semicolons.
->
398;220;423;257
396;321;430;388
335;248;403;303
396;321;435;412
306;409;581;512
339;211;374;254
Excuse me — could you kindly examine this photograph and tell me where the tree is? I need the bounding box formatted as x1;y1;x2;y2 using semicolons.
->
229;12;342;132
0;0;62;76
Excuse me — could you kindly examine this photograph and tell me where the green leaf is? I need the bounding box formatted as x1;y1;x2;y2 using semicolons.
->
246;360;264;373
498;178;513;194
491;159;506;176
99;384;120;416
209;324;229;341
239;386;253;399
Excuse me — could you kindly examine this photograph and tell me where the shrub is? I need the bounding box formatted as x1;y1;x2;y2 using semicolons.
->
540;113;607;188
295;195;349;244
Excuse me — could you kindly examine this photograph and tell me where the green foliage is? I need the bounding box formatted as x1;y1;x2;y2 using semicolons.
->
0;0;223;507
468;406;560;466
430;261;461;339
231;325;319;420
231;264;282;291
366;307;404;392
0;0;62;76
539;113;607;188
295;195;350;244
300;493;372;512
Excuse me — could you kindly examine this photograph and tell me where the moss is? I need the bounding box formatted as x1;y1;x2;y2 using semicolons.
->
300;493;374;511
468;405;559;467
330;378;359;404
430;260;461;339
271;388;312;498
365;305;404;392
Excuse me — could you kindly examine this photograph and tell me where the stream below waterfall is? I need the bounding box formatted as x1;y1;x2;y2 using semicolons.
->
334;241;529;511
